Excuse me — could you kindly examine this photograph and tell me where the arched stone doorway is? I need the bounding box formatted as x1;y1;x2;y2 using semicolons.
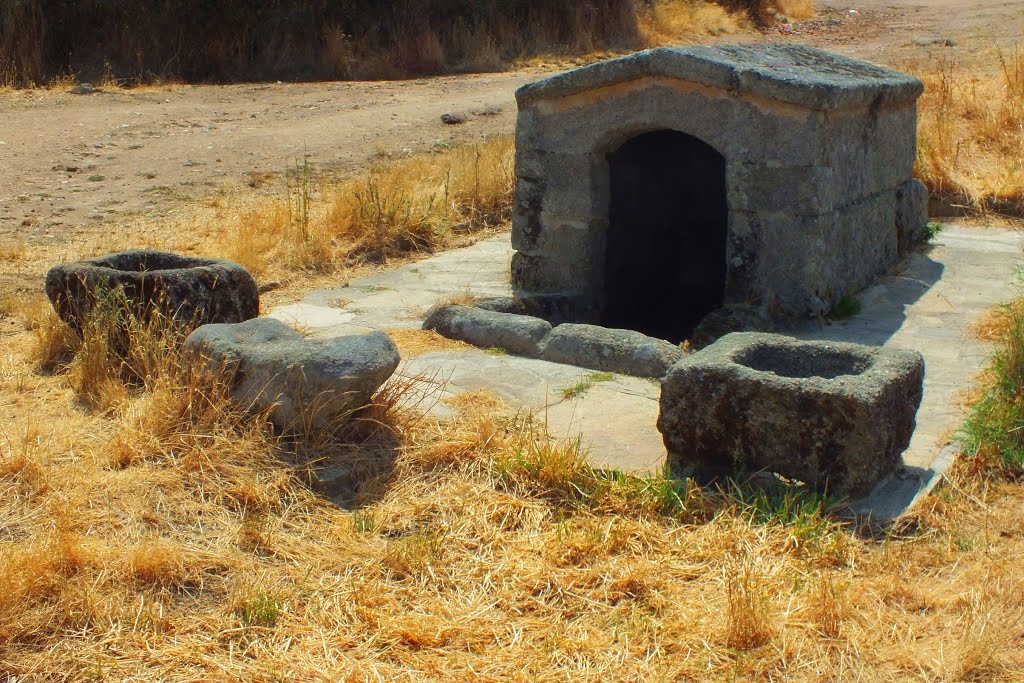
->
601;130;728;342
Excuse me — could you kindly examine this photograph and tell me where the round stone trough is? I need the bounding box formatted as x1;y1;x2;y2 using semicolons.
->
45;250;259;329
657;331;925;497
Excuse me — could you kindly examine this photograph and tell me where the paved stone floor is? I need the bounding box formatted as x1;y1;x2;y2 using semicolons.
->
269;225;1024;518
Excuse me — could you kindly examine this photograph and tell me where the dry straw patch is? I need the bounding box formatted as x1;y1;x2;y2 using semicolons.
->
638;0;753;44
915;48;1024;218
385;329;474;359
227;136;514;280
3;289;1024;679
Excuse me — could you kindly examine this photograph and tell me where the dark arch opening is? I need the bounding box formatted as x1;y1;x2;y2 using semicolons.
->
601;130;728;343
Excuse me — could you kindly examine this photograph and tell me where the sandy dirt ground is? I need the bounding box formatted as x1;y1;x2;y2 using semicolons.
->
0;0;1021;280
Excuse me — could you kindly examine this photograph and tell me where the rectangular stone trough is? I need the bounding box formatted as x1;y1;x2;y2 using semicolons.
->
657;332;925;497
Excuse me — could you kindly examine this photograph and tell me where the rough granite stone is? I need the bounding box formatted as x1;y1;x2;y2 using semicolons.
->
185;318;400;432
46;250;258;329
511;44;925;334
474;296;532;315
423;304;552;357
540;323;684;378
657;332;925;496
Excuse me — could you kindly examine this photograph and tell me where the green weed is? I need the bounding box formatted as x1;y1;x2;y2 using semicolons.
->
830;295;863;321
240;592;282;628
718;478;837;545
959;293;1024;471
561;371;616;400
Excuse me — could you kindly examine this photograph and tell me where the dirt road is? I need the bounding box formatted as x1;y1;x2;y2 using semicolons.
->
0;0;1021;252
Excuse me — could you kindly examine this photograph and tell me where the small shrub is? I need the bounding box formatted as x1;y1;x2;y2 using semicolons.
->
830;294;863;320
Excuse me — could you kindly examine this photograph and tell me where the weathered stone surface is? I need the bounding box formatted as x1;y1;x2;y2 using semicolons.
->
516;44;924;111
823;104;919;198
913;37;957;47
730;189;899;315
423;304;552;357
540;323;684;378
185;318;400;432
689;304;773;349
46;250;258;329
658;332;924;496
518;76;825;164
896;178;930;256
511;44;924;330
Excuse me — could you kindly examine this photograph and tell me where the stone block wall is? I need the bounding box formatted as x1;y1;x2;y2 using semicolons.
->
511;45;929;328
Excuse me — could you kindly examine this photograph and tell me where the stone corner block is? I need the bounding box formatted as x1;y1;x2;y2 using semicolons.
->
657;332;924;496
896;178;930;257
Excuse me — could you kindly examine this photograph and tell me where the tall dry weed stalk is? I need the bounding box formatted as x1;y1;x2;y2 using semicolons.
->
724;559;776;649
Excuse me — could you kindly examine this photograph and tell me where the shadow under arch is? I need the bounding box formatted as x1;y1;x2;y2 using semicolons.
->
601;129;728;343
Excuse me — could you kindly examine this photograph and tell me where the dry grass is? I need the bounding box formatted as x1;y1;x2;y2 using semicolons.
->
4;283;1024;680
972;298;1024;342
915;48;1024;218
774;0;815;21
638;1;752;44
11;6;1024;676
385;329;475;359
227;136;513;280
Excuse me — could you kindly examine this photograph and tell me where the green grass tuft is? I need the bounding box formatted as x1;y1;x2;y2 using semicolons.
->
959;294;1024;471
561;371;615;400
830;294;863;321
240;592;282;628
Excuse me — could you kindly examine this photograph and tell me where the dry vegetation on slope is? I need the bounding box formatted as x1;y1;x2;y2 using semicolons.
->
2;272;1024;680
0;0;797;88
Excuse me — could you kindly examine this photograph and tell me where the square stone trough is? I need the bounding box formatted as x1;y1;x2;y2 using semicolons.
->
658;332;925;497
512;44;929;344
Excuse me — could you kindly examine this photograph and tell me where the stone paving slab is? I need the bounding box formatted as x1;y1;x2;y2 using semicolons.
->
272;226;1023;520
302;236;514;335
397;349;665;472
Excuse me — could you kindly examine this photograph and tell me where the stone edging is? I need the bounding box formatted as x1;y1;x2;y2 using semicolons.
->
423;304;683;378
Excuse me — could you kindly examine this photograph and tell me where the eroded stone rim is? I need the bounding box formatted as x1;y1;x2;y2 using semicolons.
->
675;332;921;393
77;250;234;275
732;339;875;380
